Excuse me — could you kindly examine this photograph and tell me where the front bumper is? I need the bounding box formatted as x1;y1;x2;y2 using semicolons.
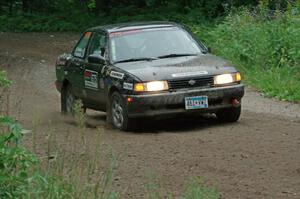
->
124;84;244;118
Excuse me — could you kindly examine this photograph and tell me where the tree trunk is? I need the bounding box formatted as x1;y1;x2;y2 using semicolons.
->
22;0;29;13
95;0;110;15
9;0;13;14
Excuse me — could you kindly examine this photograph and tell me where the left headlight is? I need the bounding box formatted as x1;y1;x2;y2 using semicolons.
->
214;73;241;85
134;81;169;92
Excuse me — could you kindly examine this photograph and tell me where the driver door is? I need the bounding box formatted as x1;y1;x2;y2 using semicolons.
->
84;31;108;109
68;31;92;99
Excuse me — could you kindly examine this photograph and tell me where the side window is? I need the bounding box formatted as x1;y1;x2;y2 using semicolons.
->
74;32;92;58
88;32;107;57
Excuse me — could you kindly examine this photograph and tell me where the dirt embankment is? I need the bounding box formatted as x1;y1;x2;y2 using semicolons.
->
1;33;300;199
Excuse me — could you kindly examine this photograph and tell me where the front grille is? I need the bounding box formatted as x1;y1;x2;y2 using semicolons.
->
168;76;214;90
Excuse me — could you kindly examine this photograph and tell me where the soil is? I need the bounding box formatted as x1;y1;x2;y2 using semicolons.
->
1;32;300;199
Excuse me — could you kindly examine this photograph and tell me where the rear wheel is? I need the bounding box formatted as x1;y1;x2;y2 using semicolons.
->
216;106;241;123
110;92;134;131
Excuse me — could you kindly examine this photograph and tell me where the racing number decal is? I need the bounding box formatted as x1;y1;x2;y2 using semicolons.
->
84;70;98;90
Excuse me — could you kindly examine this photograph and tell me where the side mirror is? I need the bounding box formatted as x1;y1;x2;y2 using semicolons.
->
88;54;105;64
207;47;212;54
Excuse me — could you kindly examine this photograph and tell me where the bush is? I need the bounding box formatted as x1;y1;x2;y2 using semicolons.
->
0;71;118;199
201;4;300;101
0;116;38;198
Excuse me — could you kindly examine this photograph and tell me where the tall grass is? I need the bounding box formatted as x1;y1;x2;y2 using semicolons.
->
0;88;219;198
198;4;300;101
1;60;219;198
0;69;119;199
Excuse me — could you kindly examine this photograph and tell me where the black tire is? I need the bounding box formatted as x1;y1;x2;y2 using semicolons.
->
61;84;75;115
110;92;134;131
216;106;241;123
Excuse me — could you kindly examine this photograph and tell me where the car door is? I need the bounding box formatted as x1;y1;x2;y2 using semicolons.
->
69;31;92;99
84;31;108;109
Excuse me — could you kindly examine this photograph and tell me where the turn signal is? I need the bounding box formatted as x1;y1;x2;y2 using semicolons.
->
236;73;242;82
134;83;145;92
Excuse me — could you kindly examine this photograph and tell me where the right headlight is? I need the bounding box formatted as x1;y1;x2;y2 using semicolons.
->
214;73;241;85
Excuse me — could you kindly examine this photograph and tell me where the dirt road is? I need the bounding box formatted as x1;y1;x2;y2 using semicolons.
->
1;33;300;199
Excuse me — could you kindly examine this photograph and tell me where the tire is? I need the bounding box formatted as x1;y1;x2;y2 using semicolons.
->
61;84;75;115
110;92;134;131
216;106;241;123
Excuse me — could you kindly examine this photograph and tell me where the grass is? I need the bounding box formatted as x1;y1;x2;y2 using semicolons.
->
181;178;219;199
0;73;220;198
145;172;219;199
196;5;300;102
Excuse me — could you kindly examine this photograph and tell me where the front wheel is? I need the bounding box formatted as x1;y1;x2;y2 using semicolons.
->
110;92;134;131
61;84;76;115
216;106;241;123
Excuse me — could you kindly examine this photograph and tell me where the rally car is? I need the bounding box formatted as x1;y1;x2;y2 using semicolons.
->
55;22;244;130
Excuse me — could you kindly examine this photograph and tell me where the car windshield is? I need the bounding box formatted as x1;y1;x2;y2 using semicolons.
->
109;27;204;63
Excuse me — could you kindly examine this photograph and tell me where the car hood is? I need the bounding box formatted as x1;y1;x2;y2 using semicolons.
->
115;54;238;81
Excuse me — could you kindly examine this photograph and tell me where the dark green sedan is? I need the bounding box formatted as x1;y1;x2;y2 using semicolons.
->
55;22;244;131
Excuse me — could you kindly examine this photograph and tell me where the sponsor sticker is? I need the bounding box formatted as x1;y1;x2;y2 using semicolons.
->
109;29;142;38
109;27;176;38
110;71;124;79
84;32;92;39
172;71;208;78
84;70;98;89
123;83;133;90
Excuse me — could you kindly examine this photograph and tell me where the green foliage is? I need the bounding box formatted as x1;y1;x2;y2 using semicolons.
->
0;73;119;198
145;174;220;199
0;0;258;16
181;178;219;199
0;71;11;87
0;114;119;199
0;0;259;32
202;4;300;101
0;116;38;198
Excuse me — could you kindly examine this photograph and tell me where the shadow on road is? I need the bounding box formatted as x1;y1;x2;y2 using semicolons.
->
85;113;229;134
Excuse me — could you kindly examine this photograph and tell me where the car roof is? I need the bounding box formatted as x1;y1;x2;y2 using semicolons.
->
87;21;182;33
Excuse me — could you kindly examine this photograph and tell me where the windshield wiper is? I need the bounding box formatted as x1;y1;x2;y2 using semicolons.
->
114;57;158;64
158;53;198;59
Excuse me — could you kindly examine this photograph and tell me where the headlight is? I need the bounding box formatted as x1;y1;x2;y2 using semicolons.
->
134;81;169;92
214;73;241;85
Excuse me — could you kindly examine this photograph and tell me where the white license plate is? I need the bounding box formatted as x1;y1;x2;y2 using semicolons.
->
185;96;208;110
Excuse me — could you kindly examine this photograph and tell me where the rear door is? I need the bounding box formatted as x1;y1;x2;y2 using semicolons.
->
69;31;92;99
84;31;108;109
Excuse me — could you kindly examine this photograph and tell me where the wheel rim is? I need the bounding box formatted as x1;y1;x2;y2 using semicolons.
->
112;96;124;129
66;89;74;113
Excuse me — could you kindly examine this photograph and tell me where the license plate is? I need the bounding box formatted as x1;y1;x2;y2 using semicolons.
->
185;96;208;110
